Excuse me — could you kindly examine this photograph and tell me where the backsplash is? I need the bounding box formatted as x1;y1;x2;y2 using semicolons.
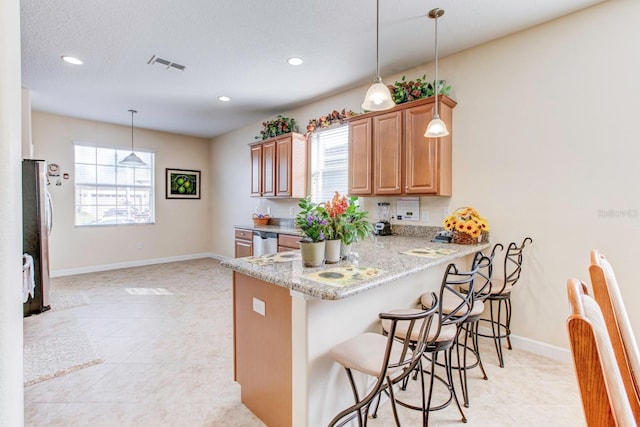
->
390;224;442;239
267;217;295;228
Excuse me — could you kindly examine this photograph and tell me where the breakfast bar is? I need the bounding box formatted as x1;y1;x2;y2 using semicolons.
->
222;235;489;427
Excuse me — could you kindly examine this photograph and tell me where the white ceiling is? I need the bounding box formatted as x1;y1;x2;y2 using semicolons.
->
20;0;605;139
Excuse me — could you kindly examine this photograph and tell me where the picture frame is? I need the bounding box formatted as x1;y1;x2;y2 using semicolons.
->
165;168;201;199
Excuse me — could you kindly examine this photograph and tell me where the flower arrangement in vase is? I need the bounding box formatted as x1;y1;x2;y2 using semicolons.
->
295;197;328;243
324;192;373;258
442;207;489;244
295;197;328;267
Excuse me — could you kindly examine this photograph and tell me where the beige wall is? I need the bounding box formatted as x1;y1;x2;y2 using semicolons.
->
211;0;640;349
32;112;213;273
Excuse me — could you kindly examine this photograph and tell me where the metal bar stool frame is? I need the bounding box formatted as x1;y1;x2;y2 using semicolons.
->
328;304;438;427
378;262;479;425
454;245;502;408
477;237;532;367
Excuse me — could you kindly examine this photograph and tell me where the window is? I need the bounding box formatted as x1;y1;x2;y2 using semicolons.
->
74;143;155;226
310;125;349;203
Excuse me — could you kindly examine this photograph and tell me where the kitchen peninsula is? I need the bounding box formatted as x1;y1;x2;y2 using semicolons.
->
222;234;489;426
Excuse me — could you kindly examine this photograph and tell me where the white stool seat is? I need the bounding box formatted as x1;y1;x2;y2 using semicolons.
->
330;332;413;377
436;291;485;317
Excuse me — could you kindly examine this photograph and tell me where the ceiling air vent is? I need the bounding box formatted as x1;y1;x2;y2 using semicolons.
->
147;55;186;71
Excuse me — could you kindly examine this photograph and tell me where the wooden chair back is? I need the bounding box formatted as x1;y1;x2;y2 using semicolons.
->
589;250;640;421
566;278;635;426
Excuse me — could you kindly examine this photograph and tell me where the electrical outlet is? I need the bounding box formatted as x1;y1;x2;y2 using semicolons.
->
289;207;295;216
136;241;143;249
443;207;450;218
421;211;430;222
252;297;265;316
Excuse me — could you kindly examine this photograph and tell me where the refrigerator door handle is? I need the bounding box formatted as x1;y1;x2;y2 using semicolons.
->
45;190;53;235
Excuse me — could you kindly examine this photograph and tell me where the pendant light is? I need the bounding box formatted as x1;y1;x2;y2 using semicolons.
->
424;8;449;138
119;109;146;167
361;0;395;111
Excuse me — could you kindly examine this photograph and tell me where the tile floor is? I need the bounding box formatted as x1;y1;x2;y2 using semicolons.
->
24;258;585;426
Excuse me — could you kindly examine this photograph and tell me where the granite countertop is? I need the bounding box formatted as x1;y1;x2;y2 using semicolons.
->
234;224;303;236
222;235;490;300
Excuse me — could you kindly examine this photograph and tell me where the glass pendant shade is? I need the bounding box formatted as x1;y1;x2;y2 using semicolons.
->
425;8;449;138
119;152;145;167
424;115;449;138
362;0;394;112
361;78;395;111
119;109;146;167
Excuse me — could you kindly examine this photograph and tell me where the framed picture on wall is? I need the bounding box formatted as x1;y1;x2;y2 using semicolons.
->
165;168;201;199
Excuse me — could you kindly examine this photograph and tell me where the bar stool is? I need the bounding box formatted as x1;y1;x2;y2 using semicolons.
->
328;303;438;427
435;245;502;408
477;237;532;367
379;262;479;424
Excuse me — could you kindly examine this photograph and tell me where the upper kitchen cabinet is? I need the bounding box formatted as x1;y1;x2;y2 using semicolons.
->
250;132;307;198
373;111;403;195
347;118;373;195
250;142;274;197
347;95;456;196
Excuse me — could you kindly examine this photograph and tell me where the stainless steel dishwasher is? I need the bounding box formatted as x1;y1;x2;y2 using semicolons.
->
252;231;278;256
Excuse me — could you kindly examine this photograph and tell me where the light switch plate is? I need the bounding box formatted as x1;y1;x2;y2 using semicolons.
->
252;297;265;316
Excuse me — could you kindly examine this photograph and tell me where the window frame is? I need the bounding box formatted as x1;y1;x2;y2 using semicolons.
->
309;124;349;204
73;142;156;227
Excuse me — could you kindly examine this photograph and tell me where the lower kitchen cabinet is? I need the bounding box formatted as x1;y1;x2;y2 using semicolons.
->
234;228;253;258
277;234;300;252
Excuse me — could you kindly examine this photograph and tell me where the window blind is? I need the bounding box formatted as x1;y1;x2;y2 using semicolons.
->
74;143;155;226
310;125;349;203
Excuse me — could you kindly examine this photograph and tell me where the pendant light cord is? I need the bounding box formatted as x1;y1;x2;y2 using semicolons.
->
129;109;137;151
376;0;380;80
434;13;439;118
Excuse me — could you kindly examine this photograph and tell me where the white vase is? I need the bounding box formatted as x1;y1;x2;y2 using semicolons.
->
300;240;325;267
324;239;341;264
340;242;352;260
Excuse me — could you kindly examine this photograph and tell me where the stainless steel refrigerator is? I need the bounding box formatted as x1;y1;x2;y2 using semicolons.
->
23;159;52;316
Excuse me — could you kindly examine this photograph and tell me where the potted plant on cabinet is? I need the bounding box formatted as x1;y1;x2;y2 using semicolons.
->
256;115;297;140
295;197;328;267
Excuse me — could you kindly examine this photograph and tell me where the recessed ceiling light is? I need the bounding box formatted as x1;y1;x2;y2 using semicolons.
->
287;57;303;66
61;56;83;65
218;96;231;102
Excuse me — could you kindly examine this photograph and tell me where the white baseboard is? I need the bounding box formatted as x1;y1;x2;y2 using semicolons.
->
477;326;571;363
51;252;224;277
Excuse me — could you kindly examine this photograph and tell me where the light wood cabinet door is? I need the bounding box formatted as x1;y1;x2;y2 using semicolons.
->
261;140;276;197
249;132;307;198
235;239;253;258
250;144;262;197
405;103;438;194
275;135;292;197
345;95;455;197
373;111;403;195
277;234;300;251
348;118;373;195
